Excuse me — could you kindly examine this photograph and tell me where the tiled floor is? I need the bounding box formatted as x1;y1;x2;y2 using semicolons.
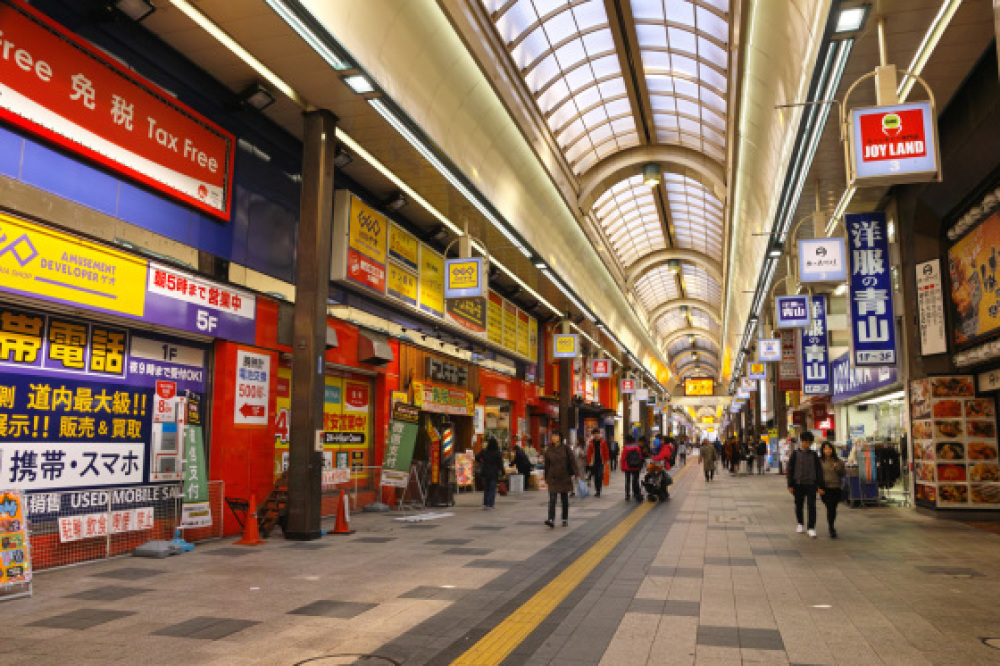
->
3;463;1000;664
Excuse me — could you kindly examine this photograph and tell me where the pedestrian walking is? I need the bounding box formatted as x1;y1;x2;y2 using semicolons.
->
755;439;767;474
586;428;610;497
620;435;644;501
786;431;825;538
820;441;847;538
678;439;687;466
543;432;578;527
700;438;718;481
609;439;620;471
572;441;589;497
476;437;505;510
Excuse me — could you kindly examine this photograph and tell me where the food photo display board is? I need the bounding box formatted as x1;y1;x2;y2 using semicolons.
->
910;376;1000;508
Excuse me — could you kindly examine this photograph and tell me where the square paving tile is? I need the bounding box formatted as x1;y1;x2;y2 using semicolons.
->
65;585;153;601
705;557;756;567
697;625;740;648
646;566;703;578
198;547;260;557
89;567;165;581
426;538;473;545
443;547;493;556
287;600;376;618
29;609;136;630
398;586;469;601
663;600;701;616
152;616;260;640
351;536;396;543
751;548;801;558
629;598;664;614
915;565;983;577
739;628;785;650
463;559;515;569
467;525;505;531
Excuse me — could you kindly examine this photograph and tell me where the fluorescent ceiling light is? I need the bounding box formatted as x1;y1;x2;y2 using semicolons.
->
170;0;306;107
835;7;867;33
898;0;961;102
343;75;375;94
264;0;349;70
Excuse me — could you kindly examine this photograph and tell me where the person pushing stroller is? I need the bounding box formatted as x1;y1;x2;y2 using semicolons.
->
642;443;673;501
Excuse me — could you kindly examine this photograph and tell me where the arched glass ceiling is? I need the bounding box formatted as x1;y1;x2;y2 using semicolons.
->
664;173;724;256
634;265;680;311
486;0;640;175
654;311;719;340
631;0;730;164
667;336;718;359
680;264;721;304
593;175;666;267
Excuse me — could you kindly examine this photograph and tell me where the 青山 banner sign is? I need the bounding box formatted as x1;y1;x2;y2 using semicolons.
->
846;212;896;366
775;295;811;328
444;257;487;299
801;295;831;395
849;101;940;186
592;359;610;378
758;338;781;362
798;237;847;283
0;1;235;219
552;334;578;358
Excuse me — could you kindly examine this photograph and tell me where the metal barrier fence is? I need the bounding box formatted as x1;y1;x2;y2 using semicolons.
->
320;466;382;516
27;481;224;571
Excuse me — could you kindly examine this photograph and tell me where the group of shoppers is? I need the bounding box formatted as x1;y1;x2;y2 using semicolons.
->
786;431;846;538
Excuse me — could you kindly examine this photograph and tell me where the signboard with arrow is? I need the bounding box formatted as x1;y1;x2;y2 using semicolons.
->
234;349;270;427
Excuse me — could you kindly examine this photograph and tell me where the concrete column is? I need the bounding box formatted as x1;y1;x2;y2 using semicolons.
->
286;110;337;541
558;321;573;445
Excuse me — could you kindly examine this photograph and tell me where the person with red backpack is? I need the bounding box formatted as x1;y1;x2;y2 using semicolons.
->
620;435;645;502
586;428;610;498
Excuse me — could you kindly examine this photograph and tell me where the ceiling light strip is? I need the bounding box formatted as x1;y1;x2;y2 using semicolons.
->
898;0;962;102
263;0;349;71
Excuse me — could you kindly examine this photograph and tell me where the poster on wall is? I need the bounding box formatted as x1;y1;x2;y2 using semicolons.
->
0;1;236;220
179;394;211;529
846;212;896;366
948;210;1000;347
910;376;999;509
234;350;269;427
516;310;530;358
388;224;419;271
345;195;387;293
916;258;947;356
386;263;418;307
0;489;31;588
502;300;517;352
487;291;504;346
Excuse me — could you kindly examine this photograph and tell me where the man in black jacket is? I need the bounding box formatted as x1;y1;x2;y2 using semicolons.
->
786;431;825;538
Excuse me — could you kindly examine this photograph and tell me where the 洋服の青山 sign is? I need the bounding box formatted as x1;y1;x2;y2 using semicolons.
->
0;1;235;219
849;101;939;186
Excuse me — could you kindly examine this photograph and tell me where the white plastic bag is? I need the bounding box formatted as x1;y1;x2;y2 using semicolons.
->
577;479;590;498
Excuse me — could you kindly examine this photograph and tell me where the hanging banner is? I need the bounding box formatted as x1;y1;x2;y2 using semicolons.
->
418;246;444;318
444;258;487;299
747;362;767;380
848;101;940;186
775;295;811;328
798;237;847;283
683;378;712;396
846;212;896;366
916;258;947;356
553;334;578;359
778;329;801;392
736;388;750;400
427;421;441;486
741;377;757;392
831;353;898;404
758;338;781;362
592;359;611;378
0;489;31;588
179;401;211;529
0;1;235;220
620;378;635;394
635;388;649;402
381;402;419;488
801;295;831;395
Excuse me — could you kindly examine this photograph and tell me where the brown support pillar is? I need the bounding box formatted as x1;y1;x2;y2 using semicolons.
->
559;321;573;445
622;374;632;441
285;109;336;541
639;389;649;441
775;384;788;438
753;385;762;441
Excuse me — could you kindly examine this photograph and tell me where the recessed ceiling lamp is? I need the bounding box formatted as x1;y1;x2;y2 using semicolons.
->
343;74;375;94
115;0;155;22
667;259;681;274
835;6;869;34
385;192;407;212
688;334;696;344
237;82;275;111
333;148;352;169
642;163;661;187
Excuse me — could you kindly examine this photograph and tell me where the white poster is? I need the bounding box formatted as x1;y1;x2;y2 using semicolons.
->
916;258;947;355
58;507;154;543
234;350;270;426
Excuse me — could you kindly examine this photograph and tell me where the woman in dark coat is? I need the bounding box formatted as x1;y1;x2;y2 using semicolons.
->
476;437;504;510
511;444;534;478
543;432;579;527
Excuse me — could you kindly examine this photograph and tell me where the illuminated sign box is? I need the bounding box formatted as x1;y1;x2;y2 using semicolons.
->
848;101;940;187
758;338;781;362
776;295;811;328
747;362;767;380
684;378;713;396
620;379;635;394
592;359;610;378
552;334;578;359
798;237;847;283
444;257;487;299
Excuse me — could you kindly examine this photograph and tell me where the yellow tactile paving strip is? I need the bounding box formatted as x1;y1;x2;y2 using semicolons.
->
452;464;691;666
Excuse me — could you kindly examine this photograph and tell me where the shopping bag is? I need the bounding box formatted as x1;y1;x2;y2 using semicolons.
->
576;479;590;498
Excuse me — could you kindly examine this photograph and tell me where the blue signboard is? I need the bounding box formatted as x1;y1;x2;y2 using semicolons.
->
831;352;898;403
758;338;781;362
775;295;811;328
846;212;896;366
801;295;830;395
850;101;938;184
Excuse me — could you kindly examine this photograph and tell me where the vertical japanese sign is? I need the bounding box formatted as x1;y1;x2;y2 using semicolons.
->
516;310;530;358
179;394;211;528
846;212;896;366
0;1;235;219
801;295;831;395
487;291;504;346
234;350;269;427
916;259;947;355
0;489;31;587
418;246;444;318
778;329;801;391
427;421;441;485
346;196;387;293
502;299;518;353
382;402;419;488
528;317;538;363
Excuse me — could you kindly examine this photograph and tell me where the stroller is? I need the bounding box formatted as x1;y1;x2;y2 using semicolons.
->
642;461;671;502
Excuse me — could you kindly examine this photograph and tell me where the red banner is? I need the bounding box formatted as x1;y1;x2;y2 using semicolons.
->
778;329;801;392
0;1;234;219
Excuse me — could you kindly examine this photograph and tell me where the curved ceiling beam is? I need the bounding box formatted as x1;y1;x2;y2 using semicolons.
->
676;359;719;376
648;298;722;327
661;327;719;350
577;144;727;211
627;249;724;290
670;349;719;370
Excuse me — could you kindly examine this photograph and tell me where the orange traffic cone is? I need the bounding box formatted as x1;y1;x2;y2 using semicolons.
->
235;494;266;546
331;489;354;535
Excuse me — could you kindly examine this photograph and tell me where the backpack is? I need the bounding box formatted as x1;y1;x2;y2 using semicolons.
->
625;447;642;470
